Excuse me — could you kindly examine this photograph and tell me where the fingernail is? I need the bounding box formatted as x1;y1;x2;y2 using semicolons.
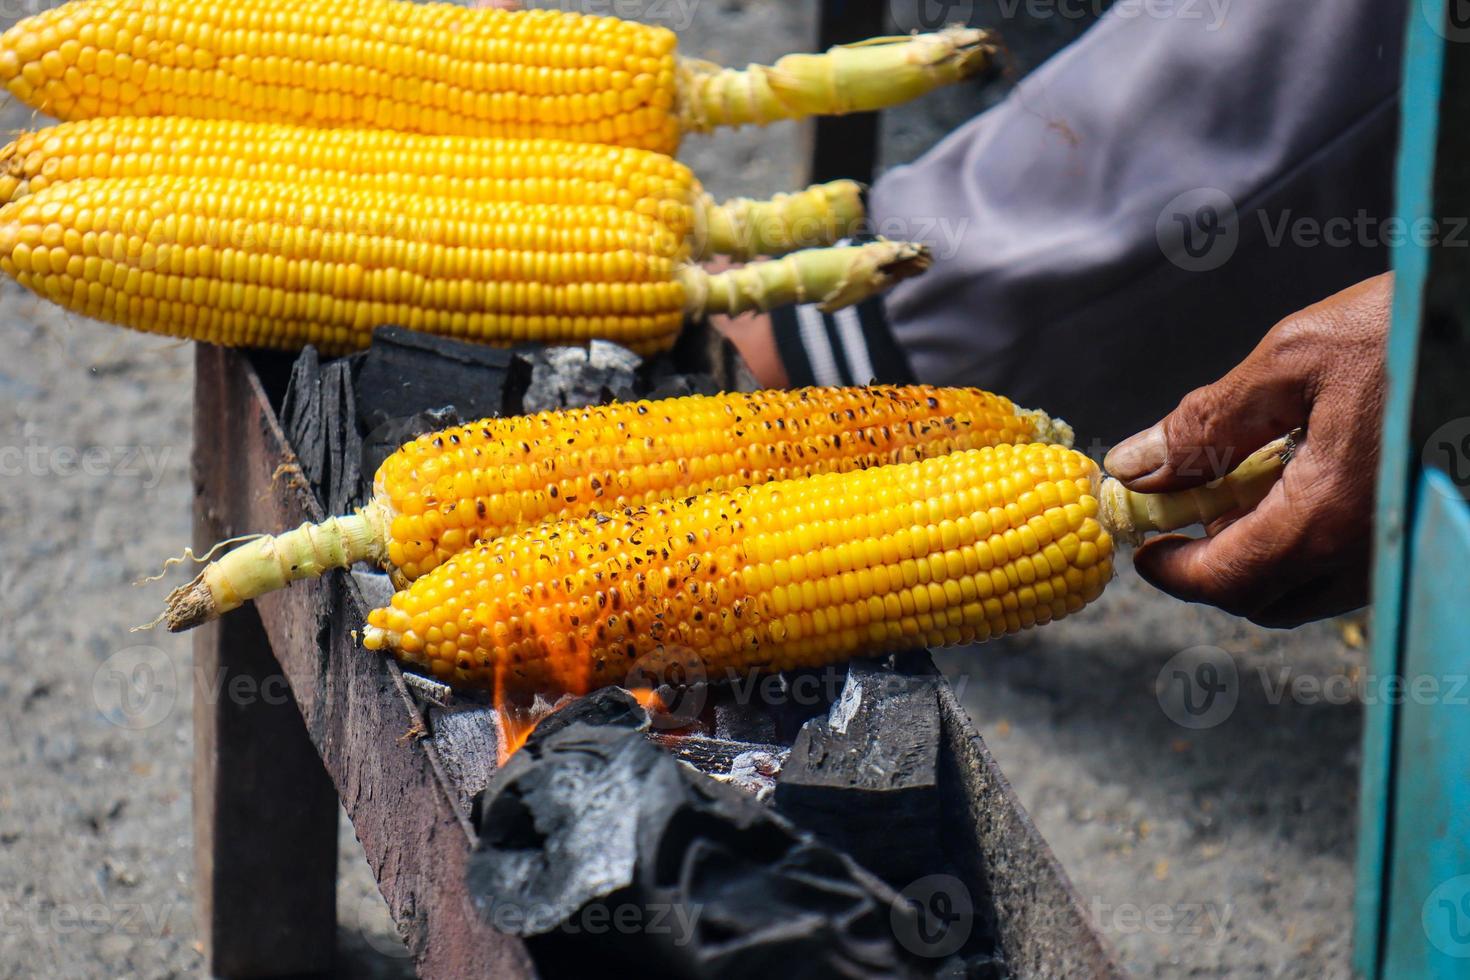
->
1105;424;1167;479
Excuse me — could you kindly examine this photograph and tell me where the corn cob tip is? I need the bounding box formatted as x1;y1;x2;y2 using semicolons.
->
919;26;999;78
1019;408;1074;448
165;579;217;632
815;239;931;313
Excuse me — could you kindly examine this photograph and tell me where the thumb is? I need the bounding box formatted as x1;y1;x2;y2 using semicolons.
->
1104;343;1311;494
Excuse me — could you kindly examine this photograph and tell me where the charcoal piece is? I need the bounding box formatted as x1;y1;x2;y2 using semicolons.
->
358;407;464;496
469;720;930;979
646;733;787;784
321;360;364;514
280;346;325;486
642;372;724;401
516;340;643;413
522;686;650;745
354;325;525;431
774;653;946;886
712;696;778;745
640;316;759;394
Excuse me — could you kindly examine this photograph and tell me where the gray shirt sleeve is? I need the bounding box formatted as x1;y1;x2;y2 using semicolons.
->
867;0;1404;444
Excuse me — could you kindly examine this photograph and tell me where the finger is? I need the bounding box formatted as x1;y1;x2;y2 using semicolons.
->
1248;572;1370;629
1132;532;1292;618
1131;467;1314;615
1131;443;1345;614
1105;339;1314;494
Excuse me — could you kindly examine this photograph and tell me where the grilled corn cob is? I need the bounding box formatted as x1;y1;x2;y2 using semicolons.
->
163;385;1074;631
0;0;995;155
0;119;866;259
360;437;1291;696
0;174;925;353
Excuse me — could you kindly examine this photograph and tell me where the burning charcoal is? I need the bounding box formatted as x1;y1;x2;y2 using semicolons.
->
280;346;324;486
468;722;932;979
523;687;651;744
354;325;525;431
774;654;946;886
517;340;643;413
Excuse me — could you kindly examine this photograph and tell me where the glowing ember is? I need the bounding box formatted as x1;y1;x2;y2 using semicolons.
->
491;688;666;766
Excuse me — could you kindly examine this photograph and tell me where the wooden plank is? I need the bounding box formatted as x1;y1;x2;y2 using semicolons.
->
192;344;535;979
936;684;1124;979
192;601;339;978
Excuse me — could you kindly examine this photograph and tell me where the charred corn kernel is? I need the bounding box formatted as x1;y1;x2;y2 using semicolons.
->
163;385;1073;631
359;443;1114;696
0;0;993;154
0;175;916;352
0;119;865;259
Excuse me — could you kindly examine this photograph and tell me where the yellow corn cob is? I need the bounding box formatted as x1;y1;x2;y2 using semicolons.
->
0;174;926;354
0;0;996;155
359;437;1292;696
0;119;867;259
362;443;1114;696
163;385;1074;631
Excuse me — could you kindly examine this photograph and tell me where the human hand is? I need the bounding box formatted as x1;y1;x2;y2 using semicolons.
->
702;254;789;388
1104;273;1392;627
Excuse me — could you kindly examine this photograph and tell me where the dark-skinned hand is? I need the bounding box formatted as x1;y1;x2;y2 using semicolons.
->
1104;272;1392;628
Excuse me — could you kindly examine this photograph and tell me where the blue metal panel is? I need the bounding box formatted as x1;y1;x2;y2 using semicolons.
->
1381;472;1470;978
1353;1;1447;972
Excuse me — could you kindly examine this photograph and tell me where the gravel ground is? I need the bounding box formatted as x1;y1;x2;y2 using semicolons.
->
0;1;1361;976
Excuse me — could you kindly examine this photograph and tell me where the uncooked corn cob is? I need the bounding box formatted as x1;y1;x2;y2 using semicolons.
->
0;174;927;354
360;437;1292;696
163;385;1074;631
0;0;996;155
0;119;867;259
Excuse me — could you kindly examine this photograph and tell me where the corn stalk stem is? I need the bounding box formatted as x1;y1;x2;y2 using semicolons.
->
165;499;391;631
694;180;866;260
678;27;996;132
681;240;930;319
1098;436;1295;544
